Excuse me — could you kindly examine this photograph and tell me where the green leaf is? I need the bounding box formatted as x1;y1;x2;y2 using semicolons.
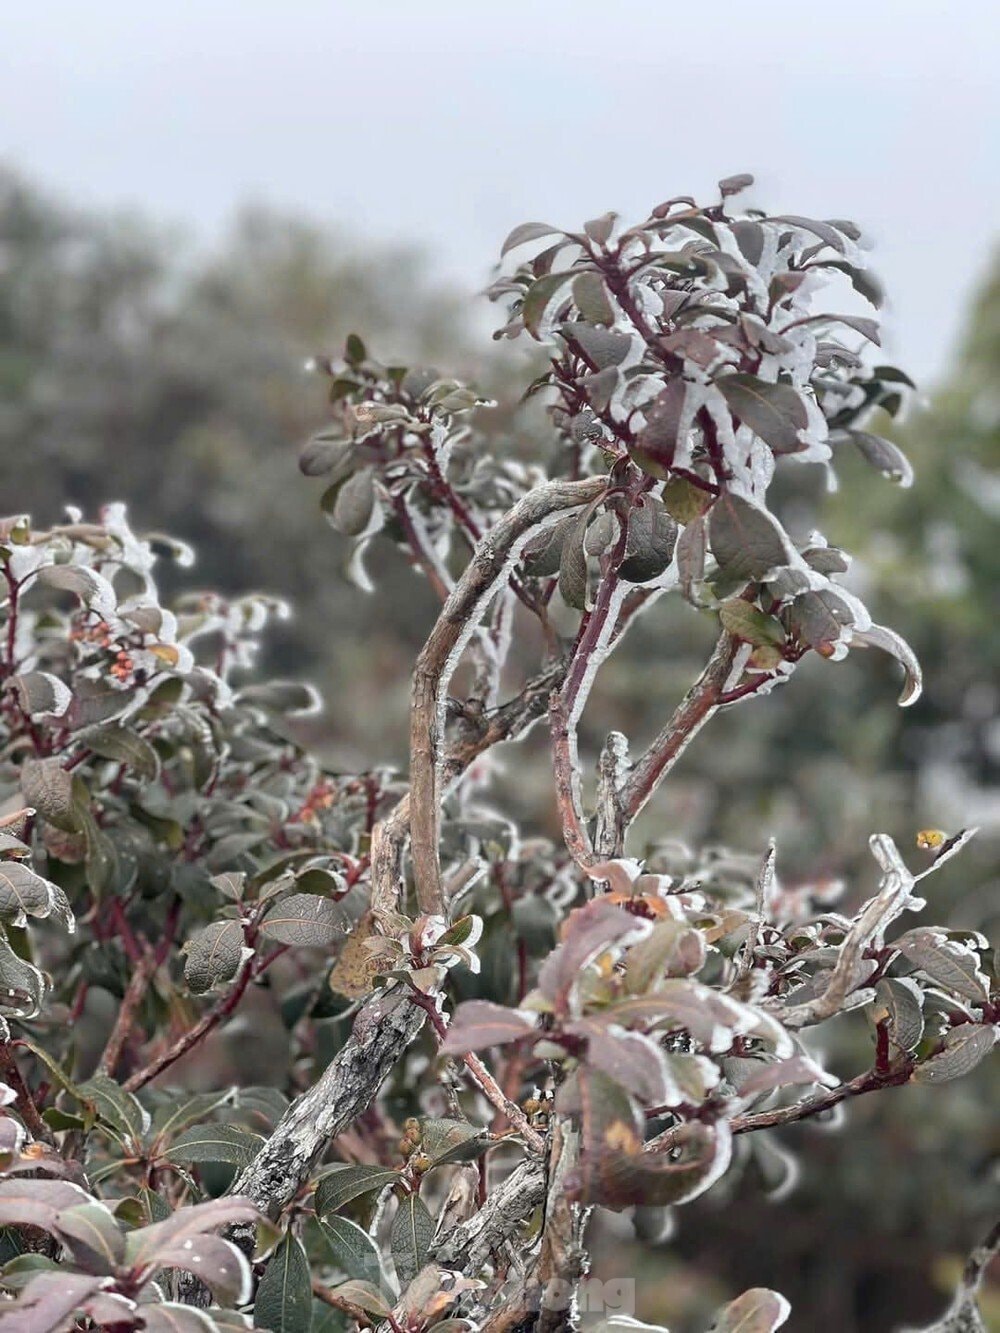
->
316;1216;383;1287
715;374;808;454
661;476;711;525
313;1165;400;1219
718;600;785;648
417;1118;490;1168
162;1124;264;1168
258;894;348;947
151;1090;236;1141
344;333;367;365
254;1234;313;1333
391;1195;433;1290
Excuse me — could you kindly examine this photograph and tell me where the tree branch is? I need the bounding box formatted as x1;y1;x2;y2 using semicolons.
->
409;476;606;916
619;631;740;826
429;1157;546;1271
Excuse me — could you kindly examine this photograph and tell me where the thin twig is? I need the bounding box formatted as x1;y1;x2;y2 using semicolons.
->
97;951;156;1078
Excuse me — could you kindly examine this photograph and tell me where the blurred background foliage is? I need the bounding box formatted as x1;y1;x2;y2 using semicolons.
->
1;165;996;1331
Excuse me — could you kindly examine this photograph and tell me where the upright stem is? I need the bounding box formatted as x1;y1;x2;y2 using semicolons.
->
409;477;605;917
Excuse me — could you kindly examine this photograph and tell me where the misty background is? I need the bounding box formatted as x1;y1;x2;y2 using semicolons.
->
3;4;998;1329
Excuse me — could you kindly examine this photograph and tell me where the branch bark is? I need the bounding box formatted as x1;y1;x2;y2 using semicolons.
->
618;631;740;826
409;477;605;916
429;1157;546;1271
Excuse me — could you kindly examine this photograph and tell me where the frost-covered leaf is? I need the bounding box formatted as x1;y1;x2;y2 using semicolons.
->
500;221;563;256
183;920;246;994
331;468;377;537
629;381;686;479
254;1233;313;1333
440;1000;535;1055
53;1201;126;1273
314;1164;400;1218
620;498;678;584
36;564;117;616
911;1025;996;1085
572;272;615;325
391;1194;434;1289
537;900;645;1016
849;623;922;706
873;977;924;1053
162;1124;264;1168
127;1198;262;1267
715;374;808;454
6;672;72;720
709;494;793;583
0;860;70;927
157;1233;252;1307
709;1287;791;1331
842;430;913;487
558;522;589;610
735;1055;837;1099
327;1281;392;1320
624;921;706;993
522;272;576;337
82;724;161;780
894;928;990;1004
20;757;79;833
258;894;348;946
317;1215;383;1287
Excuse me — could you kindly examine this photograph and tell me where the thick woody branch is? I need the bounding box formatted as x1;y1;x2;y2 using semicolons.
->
230;986;424;1224
370;660;567;918
178;985;425;1306
429;1157;546;1271
409;477;606;916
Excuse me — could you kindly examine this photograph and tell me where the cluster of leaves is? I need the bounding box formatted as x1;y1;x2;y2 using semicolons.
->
444;824;997;1207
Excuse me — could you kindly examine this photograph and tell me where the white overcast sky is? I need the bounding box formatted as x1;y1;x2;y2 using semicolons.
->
4;0;998;383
